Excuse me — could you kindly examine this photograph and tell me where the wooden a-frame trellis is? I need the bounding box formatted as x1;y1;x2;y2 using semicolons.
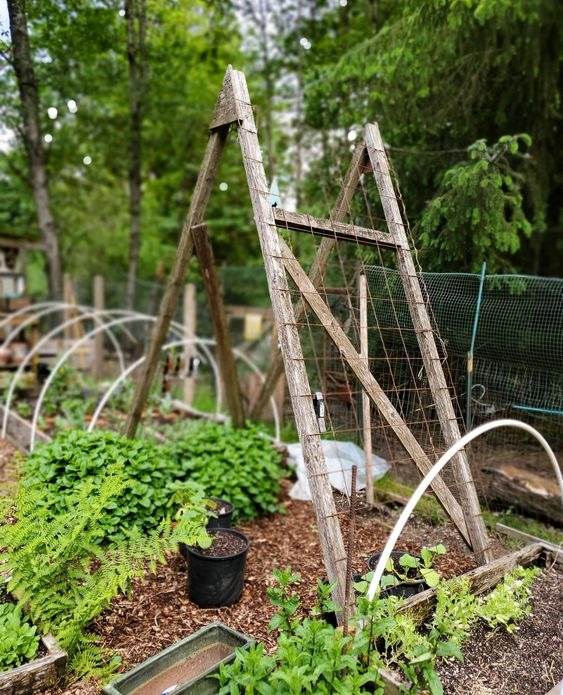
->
125;66;492;610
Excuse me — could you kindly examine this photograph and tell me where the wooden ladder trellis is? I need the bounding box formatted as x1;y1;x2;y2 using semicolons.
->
125;67;492;613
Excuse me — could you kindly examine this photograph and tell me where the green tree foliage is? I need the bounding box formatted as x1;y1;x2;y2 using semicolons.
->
0;0;256;293
419;134;533;272
299;0;562;275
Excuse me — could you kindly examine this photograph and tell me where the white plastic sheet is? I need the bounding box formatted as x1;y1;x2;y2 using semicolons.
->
287;439;389;501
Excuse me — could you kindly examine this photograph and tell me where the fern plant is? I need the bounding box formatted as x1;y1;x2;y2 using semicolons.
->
0;464;211;679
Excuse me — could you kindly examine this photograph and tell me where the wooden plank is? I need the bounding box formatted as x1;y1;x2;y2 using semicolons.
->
230;67;348;613
183;283;196;406
0;236;45;251
359;273;374;506
0;404;50;451
273;208;398;249
192;224;245;427
209;65;253;130
364;122;491;564
124;116;229;438
399;543;544;623
93;274;104;380
250;142;368;419
0;633;66;694
496;523;563;564
279;238;470;543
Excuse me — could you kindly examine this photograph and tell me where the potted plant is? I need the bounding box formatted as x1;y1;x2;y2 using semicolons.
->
206;497;234;530
185;529;250;608
365;544;446;598
103;622;252;695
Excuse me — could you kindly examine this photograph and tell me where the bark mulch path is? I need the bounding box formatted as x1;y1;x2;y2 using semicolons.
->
438;564;563;695
56;482;477;694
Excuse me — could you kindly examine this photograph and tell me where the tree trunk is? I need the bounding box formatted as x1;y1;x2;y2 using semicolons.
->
124;0;147;310
7;0;62;298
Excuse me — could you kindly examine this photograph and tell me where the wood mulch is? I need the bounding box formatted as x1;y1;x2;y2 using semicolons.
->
54;480;477;695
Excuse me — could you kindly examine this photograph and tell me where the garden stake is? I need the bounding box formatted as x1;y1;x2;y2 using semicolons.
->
343;464;358;635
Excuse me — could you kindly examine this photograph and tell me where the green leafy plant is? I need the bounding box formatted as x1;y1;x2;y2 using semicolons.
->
221;556;541;695
22;429;199;544
476;566;540;632
165;421;288;520
266;568;302;633
0;465;210;678
0;600;40;671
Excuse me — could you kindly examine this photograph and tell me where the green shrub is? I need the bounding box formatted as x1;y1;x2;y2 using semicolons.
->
0;465;210;678
0;600;40;671
22;429;193;543
165;421;287;520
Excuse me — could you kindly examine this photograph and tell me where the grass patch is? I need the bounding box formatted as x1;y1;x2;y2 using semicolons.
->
482;508;563;547
374;474;445;525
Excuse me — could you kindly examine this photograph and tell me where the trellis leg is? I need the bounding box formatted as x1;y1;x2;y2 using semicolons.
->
124;128;228;438
229;68;348;612
359;273;374;507
364;123;492;563
192;223;245;427
249;143;368;420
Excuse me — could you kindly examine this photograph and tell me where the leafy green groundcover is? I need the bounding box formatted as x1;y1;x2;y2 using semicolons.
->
0;599;40;672
0;465;211;679
163;420;288;520
22;429;185;544
22;422;286;544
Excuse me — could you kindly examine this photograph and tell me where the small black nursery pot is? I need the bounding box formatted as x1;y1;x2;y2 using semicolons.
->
186;529;249;608
322;573;363;627
206;497;234;530
367;550;428;599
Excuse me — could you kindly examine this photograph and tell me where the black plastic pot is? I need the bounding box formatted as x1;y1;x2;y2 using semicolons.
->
206;497;234;530
367;550;428;599
186;529;249;608
322;573;363;627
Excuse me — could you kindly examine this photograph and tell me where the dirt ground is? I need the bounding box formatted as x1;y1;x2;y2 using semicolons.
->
438;564;563;695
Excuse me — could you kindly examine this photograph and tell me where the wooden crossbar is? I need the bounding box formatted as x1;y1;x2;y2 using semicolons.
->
273;209;399;249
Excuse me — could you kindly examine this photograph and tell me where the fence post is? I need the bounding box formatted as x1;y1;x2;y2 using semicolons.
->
93;275;105;379
466;262;487;430
183;283;196;406
359;273;374;506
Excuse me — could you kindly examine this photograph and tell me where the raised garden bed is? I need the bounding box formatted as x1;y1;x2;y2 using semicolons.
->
379;543;562;694
0;634;66;695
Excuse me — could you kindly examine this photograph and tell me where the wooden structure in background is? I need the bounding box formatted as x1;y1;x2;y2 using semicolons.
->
125;67;491;607
192;224;245;427
93;274;104;379
183;283;196;406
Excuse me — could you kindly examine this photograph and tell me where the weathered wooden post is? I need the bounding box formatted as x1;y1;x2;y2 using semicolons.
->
192;224;245;427
93;274;104;379
358;273;374;507
183;282;196;406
